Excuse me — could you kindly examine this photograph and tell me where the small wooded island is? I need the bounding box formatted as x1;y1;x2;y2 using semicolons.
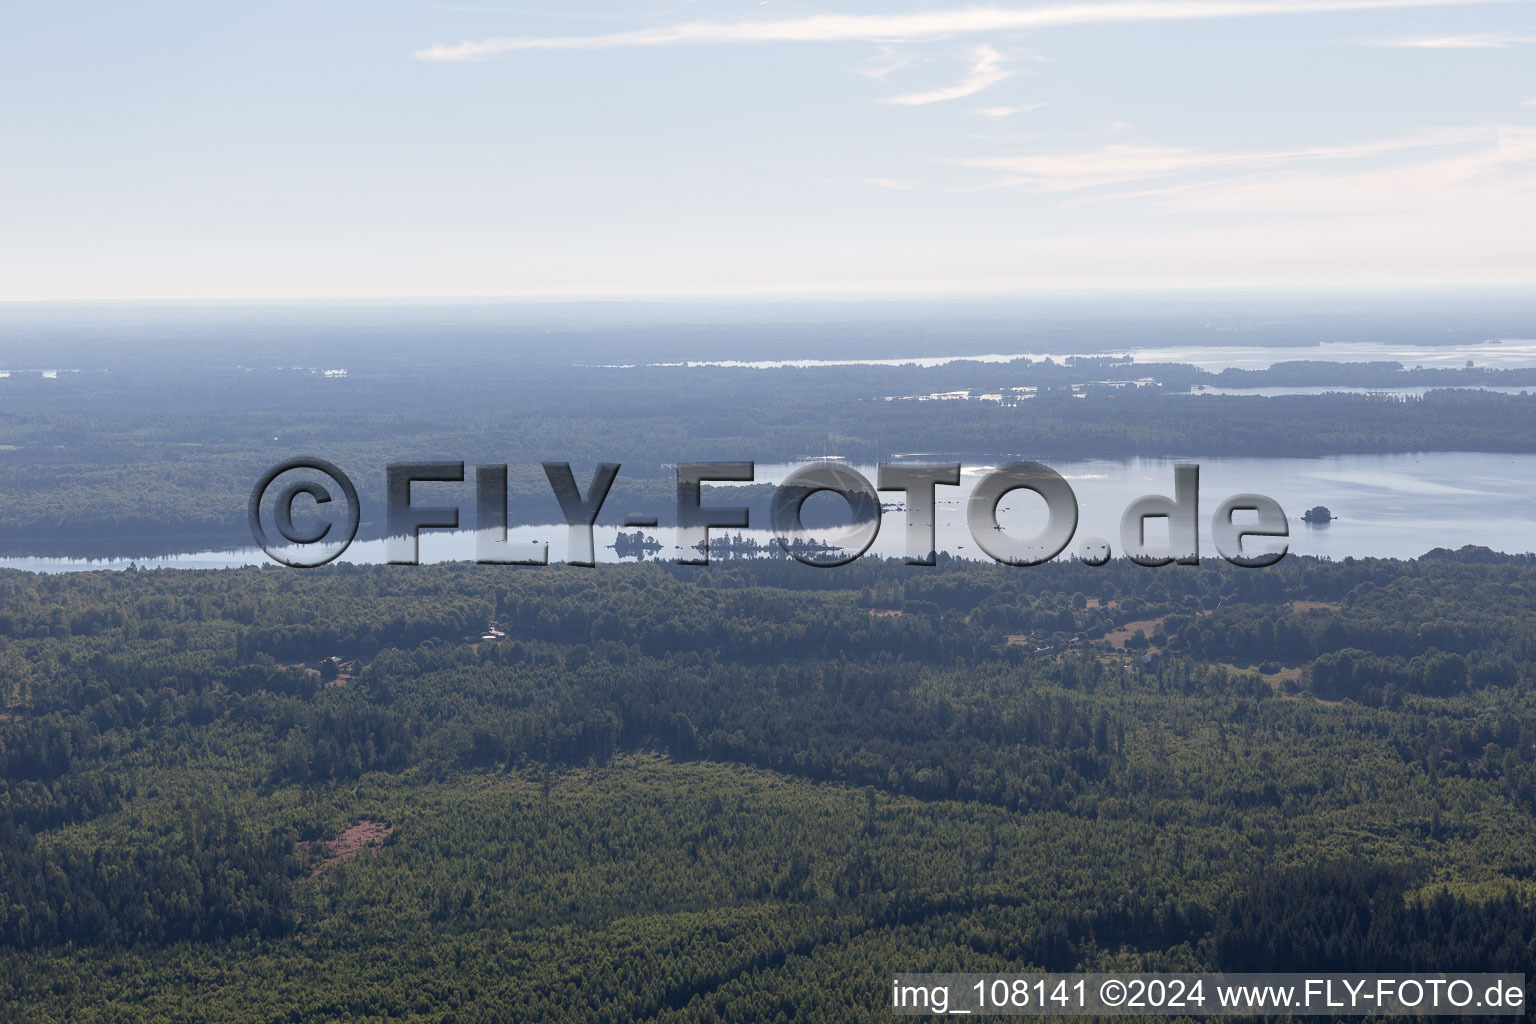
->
1302;505;1337;524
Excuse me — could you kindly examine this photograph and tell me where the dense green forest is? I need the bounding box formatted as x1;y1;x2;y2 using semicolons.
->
1;555;1532;1021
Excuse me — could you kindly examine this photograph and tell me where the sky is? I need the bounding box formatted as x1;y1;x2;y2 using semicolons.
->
3;0;1534;299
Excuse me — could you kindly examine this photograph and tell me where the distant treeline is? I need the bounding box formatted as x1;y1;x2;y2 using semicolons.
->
4;356;1536;553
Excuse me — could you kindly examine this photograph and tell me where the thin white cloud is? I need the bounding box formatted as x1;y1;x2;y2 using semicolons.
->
950;126;1494;191
975;102;1046;117
882;46;1011;105
861;45;924;80
414;0;1511;60
1127;126;1536;214
1524;96;1536;105
1369;30;1536;46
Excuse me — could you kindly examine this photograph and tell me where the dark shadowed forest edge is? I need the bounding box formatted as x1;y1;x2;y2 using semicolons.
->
0;555;1533;1022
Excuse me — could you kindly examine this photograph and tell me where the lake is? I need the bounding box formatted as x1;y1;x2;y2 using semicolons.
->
638;339;1536;373
4;451;1532;572
889;385;1536;402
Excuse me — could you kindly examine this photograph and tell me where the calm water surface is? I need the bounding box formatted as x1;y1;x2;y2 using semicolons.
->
4;452;1532;572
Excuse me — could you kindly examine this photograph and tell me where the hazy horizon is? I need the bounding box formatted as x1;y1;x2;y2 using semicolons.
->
7;0;1535;301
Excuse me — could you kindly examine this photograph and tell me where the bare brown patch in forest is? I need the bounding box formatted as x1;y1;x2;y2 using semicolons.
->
1289;600;1343;612
868;608;903;617
299;820;395;878
1103;617;1164;648
1215;662;1304;686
